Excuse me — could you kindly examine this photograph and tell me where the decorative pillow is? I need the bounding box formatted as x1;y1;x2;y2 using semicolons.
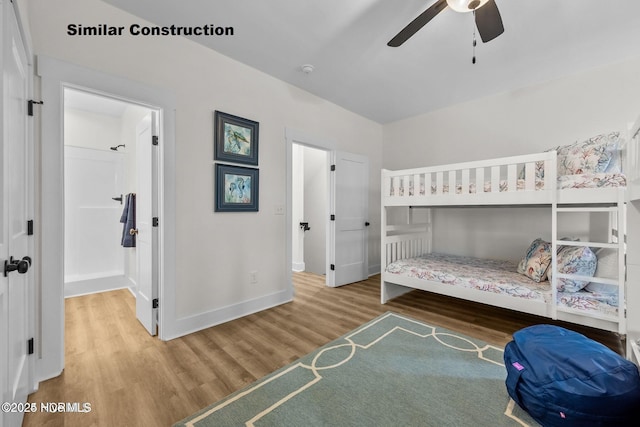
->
585;248;619;294
517;238;552;282
602;132;624;174
548;245;597;292
556;132;620;176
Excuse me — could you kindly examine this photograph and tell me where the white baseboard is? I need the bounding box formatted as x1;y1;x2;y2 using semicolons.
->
64;275;133;298
292;261;305;272
165;287;294;340
368;263;381;277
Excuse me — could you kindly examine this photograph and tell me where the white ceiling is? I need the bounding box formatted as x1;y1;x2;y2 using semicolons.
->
102;0;640;124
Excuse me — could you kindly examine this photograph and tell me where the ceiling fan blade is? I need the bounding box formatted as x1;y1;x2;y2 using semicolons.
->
474;0;504;43
388;0;448;47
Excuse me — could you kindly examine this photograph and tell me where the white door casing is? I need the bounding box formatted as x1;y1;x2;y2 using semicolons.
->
328;151;369;287
136;112;158;336
2;1;32;425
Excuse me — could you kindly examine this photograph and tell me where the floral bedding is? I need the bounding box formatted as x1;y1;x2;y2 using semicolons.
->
385;253;618;316
557;173;626;189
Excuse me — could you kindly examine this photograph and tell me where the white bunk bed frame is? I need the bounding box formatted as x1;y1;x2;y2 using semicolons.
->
381;121;640;336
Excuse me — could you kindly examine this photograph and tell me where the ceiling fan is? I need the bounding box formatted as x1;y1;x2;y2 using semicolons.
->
388;0;504;47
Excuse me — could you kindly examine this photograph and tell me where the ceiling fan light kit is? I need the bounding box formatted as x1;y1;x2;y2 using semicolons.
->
446;0;489;13
387;0;504;47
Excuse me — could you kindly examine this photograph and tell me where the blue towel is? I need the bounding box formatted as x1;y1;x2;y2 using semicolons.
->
120;193;136;247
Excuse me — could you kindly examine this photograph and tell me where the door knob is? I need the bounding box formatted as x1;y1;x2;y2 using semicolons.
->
3;256;31;277
129;228;138;235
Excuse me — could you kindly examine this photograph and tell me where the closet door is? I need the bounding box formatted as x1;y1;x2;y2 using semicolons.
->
2;1;32;425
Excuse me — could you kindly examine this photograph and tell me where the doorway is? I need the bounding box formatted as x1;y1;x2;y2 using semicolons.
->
292;144;328;276
285;129;369;290
61;87;159;338
36;55;177;381
63;88;153;298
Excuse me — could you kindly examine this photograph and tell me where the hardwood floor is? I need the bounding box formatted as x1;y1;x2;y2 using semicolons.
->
24;273;624;427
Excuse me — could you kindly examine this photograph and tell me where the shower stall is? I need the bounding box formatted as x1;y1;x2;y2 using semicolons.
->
64;146;128;295
63;88;148;297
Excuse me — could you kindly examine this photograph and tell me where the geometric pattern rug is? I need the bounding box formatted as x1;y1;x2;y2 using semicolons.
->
174;312;540;426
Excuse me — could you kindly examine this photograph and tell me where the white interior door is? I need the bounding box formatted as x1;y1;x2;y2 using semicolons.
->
328;151;369;287
135;112;158;335
2;1;31;425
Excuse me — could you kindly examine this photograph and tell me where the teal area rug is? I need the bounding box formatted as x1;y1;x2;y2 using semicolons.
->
175;312;539;426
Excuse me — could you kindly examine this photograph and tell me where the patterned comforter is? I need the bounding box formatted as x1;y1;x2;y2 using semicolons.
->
385;253;618;316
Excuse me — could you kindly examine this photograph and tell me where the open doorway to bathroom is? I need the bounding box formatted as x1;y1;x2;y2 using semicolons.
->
63;88;154;302
291;144;329;276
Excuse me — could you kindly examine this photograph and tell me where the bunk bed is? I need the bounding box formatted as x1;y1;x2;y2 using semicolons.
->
381;121;640;335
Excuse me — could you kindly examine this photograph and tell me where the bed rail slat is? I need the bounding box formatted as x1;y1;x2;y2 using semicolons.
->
507;164;517;192
476;167;484;194
491;166;500;192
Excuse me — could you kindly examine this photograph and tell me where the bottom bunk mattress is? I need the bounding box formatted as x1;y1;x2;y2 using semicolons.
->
384;253;618;317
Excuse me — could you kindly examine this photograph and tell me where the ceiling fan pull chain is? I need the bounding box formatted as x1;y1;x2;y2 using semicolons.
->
472;11;477;64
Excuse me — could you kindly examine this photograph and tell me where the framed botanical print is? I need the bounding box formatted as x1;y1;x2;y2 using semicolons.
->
214;110;259;166
215;163;259;212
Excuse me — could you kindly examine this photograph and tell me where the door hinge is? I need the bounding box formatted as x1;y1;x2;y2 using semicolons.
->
152;298;159;309
330;164;336;171
152;135;159;146
27;100;44;116
27;219;34;235
330;214;335;221
152;217;159;227
27;338;34;355
330;264;335;271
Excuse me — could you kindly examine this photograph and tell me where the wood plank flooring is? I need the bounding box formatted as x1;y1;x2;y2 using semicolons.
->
24;273;624;427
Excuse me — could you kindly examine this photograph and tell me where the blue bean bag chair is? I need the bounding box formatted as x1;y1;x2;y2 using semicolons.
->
504;324;640;426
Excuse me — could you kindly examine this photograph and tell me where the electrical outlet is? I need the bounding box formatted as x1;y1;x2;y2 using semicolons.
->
273;204;285;215
249;271;258;284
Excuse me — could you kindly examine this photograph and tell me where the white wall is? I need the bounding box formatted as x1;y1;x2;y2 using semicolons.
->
382;56;640;260
64;108;122;151
383;56;640;170
27;0;382;327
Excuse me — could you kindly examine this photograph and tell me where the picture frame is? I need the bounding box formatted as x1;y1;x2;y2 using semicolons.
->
214;110;259;166
215;163;259;212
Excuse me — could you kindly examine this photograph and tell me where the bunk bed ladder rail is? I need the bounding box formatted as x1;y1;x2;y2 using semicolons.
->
553;188;626;333
550;184;559;321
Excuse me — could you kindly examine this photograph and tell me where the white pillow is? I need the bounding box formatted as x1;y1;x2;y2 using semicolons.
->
585;248;618;294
